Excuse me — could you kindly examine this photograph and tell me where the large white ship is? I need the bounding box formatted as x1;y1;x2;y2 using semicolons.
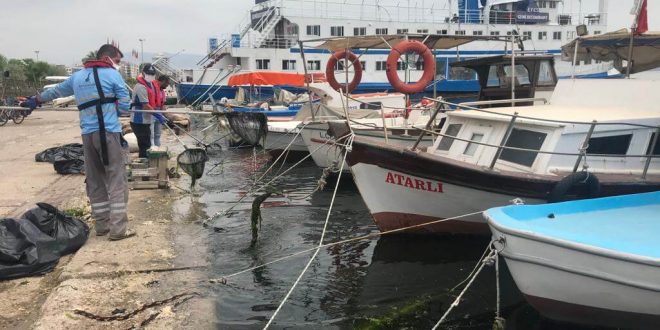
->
176;0;612;103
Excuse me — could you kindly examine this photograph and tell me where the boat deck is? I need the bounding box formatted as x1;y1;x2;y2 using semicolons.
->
486;191;660;260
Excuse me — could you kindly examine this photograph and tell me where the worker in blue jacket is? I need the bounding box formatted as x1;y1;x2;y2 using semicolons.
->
21;44;136;241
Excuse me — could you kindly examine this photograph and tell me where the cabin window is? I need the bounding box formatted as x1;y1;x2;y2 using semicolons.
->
522;31;532;40
455;30;466;35
464;133;484;156
490;31;500;36
256;59;270;70
376;61;387;71
448;58;477;80
437;29;448;35
331;26;344;36
500;128;547;167
553;31;562;40
306;25;320;36
473;30;483;36
503;64;531;85
334;59;345;71
645;133;660;155
436;58;448;78
549;1;557;8
438;124;462;151
396;61;407;71
307;60;321;71
587;134;632;155
538;60;555;86
594;30;602;35
486;66;500;87
353;27;366;36
360;61;367;72
360;101;382;110
376;28;388;35
418;29;429;34
282;60;296;71
398;28;409;34
538;31;547;40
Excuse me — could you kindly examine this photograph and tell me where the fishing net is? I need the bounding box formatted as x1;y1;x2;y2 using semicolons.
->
177;148;208;187
224;112;268;146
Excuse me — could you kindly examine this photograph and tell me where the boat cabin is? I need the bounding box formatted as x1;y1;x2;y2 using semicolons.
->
451;54;557;107
431;78;660;177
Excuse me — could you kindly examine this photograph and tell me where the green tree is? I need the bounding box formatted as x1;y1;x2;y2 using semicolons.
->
0;54;7;72
21;59;52;83
6;59;27;81
82;50;97;63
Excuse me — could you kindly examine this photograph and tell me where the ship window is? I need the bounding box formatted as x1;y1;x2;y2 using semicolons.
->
437;29;448;35
448;58;477;80
418;29;429;34
503;64;531;86
587;134;632;155
307;60;321;71
549;1;557;8
464;133;484;156
360;61;367;72
436;58;447;78
645;133;660;155
331;26;344;37
538;31;547;40
553;31;562;40
500;129;547;167
522;31;532;40
396;61;407;71
594;30;602;35
306;25;320;36
473;30;483;36
490;31;500;36
376;28;388;35
360;102;382;110
455;30;466;35
538;60;555;86
282;60;296;71
353;27;366;36
334;60;345;71
438;124;462;151
397;28;409;34
376;61;387;71
256;59;270;70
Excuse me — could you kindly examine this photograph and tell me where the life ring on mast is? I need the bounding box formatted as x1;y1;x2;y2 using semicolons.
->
386;40;435;94
326;50;362;93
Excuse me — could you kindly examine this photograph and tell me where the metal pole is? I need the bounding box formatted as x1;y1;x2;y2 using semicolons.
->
571;38;579;79
573;120;597;172
298;40;316;121
642;127;660;179
139;38;145;63
626;30;635;78
489;112;518;170
411;101;443;151
511;37;516;107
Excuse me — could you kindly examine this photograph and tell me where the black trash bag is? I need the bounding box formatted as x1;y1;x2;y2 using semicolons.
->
22;203;90;256
35;143;84;163
53;159;85;175
0;218;60;280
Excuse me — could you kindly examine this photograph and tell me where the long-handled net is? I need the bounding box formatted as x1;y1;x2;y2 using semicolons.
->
177;147;208;187
224;112;268;146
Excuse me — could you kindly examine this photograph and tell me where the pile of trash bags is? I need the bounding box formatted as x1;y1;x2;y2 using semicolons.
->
0;203;89;280
35;143;85;175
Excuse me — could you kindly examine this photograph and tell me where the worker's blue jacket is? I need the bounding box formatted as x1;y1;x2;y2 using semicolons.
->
40;68;131;135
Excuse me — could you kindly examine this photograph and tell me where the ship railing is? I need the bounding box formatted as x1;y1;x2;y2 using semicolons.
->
408;98;660;180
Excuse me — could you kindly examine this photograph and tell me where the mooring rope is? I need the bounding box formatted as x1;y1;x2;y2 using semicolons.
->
263;135;353;329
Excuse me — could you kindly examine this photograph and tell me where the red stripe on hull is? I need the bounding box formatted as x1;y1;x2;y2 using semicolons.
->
372;212;490;235
525;294;660;330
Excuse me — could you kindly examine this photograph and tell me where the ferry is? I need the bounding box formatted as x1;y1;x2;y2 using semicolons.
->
176;0;612;103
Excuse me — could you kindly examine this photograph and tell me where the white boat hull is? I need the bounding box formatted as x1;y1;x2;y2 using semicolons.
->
488;222;660;329
351;163;542;234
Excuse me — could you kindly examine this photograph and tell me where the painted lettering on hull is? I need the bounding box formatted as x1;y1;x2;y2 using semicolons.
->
385;171;443;193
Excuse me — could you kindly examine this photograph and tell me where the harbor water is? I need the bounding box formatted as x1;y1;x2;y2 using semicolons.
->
173;120;610;329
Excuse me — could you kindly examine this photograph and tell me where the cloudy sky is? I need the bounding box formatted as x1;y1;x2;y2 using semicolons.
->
0;0;657;67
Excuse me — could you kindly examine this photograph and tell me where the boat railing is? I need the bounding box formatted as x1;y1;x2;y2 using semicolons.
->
408;99;660;179
458;98;549;107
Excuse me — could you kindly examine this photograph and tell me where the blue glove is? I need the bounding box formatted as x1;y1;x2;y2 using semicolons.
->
20;96;40;110
154;113;168;125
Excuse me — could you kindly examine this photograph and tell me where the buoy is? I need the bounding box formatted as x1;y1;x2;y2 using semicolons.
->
326;50;363;93
386;40;436;94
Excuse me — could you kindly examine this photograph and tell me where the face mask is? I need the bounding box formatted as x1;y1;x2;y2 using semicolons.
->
144;74;155;81
106;57;120;70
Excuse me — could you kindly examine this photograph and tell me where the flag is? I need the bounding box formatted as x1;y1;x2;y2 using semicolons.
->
631;0;648;34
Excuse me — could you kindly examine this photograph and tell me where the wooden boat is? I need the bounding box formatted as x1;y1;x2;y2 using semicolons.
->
484;191;660;329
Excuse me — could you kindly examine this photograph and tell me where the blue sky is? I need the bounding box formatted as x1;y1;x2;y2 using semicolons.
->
0;0;657;68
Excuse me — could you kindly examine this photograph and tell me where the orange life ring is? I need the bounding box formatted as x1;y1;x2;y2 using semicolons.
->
326;50;362;93
386;40;436;94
